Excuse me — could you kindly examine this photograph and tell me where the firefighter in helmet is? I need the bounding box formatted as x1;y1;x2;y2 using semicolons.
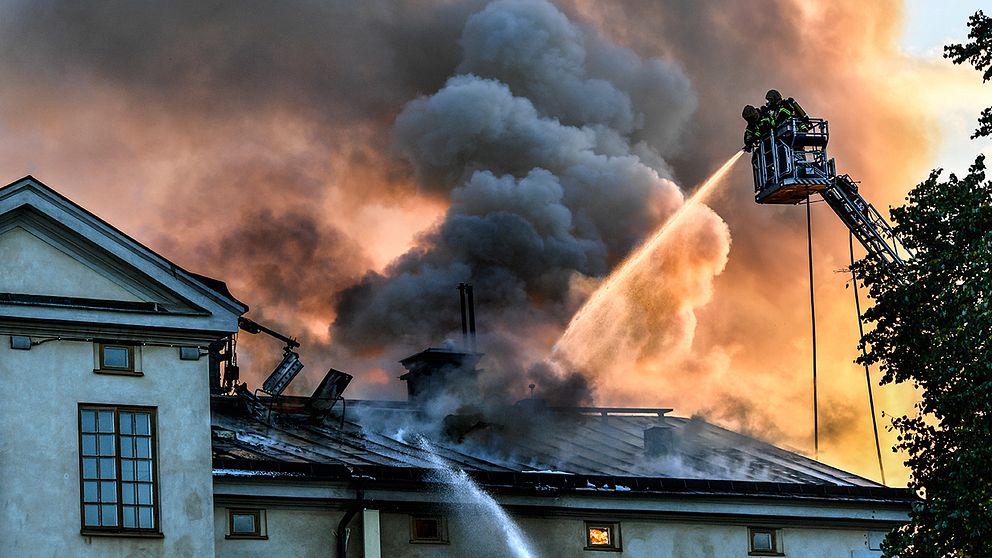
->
742;104;764;152
764;89;808;127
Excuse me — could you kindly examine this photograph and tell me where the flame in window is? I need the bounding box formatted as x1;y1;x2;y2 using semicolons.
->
588;527;611;546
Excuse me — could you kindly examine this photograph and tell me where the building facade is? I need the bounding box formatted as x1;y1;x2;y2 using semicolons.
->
0;177;911;557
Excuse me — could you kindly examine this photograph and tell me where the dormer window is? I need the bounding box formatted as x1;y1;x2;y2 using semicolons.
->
97;343;139;375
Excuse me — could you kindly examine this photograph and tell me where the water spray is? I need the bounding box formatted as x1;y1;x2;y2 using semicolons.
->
555;150;744;354
417;437;537;558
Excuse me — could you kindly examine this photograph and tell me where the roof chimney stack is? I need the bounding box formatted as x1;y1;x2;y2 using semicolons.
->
401;285;482;403
458;283;469;349
458;283;478;351
399;348;482;403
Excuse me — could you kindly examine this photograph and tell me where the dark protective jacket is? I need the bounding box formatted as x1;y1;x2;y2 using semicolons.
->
768;97;808;127
744;106;773;151
759;106;776;134
743;121;761;151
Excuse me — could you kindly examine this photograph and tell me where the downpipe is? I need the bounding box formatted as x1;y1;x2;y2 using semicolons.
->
336;488;364;558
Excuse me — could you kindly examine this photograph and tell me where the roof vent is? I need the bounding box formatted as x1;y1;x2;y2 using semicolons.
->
644;425;675;457
399;285;483;403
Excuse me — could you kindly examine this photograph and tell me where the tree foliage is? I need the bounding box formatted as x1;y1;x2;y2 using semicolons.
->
945;10;992;139
853;12;992;557
857;156;992;557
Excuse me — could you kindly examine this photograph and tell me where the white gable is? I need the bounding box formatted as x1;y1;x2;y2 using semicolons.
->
0;226;144;301
0;176;246;336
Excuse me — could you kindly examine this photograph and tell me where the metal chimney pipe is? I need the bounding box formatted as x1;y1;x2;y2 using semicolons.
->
467;284;477;351
458;283;469;350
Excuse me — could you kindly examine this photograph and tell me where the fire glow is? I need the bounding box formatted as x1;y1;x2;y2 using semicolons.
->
588;526;611;546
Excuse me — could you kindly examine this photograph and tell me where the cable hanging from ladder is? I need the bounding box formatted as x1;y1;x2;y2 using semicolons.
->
849;232;887;485
806;193;819;460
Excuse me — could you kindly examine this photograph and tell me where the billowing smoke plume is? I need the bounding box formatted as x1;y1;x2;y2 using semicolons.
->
0;0;951;483
332;0;718;413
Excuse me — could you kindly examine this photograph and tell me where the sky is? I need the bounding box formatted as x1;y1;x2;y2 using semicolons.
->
902;1;992;171
0;0;988;487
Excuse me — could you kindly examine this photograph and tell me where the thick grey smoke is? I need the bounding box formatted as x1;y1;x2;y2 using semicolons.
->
458;3;696;157
333;0;700;406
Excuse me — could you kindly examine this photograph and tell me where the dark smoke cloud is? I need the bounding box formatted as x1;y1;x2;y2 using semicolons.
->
334;0;700;396
0;0;480;127
458;1;696;157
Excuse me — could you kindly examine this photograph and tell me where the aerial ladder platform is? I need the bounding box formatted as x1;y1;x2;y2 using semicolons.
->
750;117;910;266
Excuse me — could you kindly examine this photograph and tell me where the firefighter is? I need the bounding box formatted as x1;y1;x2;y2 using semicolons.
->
742;104;763;152
764;89;809;127
764;89;812;177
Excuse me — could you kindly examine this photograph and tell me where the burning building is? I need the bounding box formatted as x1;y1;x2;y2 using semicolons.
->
0;176;911;557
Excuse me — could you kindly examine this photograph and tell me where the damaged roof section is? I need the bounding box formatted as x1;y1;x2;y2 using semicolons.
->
211;396;881;489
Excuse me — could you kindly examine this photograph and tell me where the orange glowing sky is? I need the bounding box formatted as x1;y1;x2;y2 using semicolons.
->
0;0;988;487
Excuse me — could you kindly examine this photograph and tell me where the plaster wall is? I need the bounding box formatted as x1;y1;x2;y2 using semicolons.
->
0;226;141;300
0;336;216;558
213;506;362;558
377;512;889;558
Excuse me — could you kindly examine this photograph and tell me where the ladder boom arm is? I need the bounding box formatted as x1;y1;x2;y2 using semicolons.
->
820;175;911;267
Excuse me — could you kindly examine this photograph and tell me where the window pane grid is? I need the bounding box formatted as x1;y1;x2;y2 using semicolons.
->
79;407;157;533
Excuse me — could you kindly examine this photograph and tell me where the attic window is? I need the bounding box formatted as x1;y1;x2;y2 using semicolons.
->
98;343;137;374
748;527;783;555
584;521;621;551
226;509;267;539
102;345;131;369
410;515;448;544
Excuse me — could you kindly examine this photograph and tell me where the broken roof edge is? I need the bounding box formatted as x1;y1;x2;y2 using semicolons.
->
211;457;915;505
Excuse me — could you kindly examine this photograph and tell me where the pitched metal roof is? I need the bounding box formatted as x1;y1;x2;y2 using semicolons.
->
211;396;880;489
